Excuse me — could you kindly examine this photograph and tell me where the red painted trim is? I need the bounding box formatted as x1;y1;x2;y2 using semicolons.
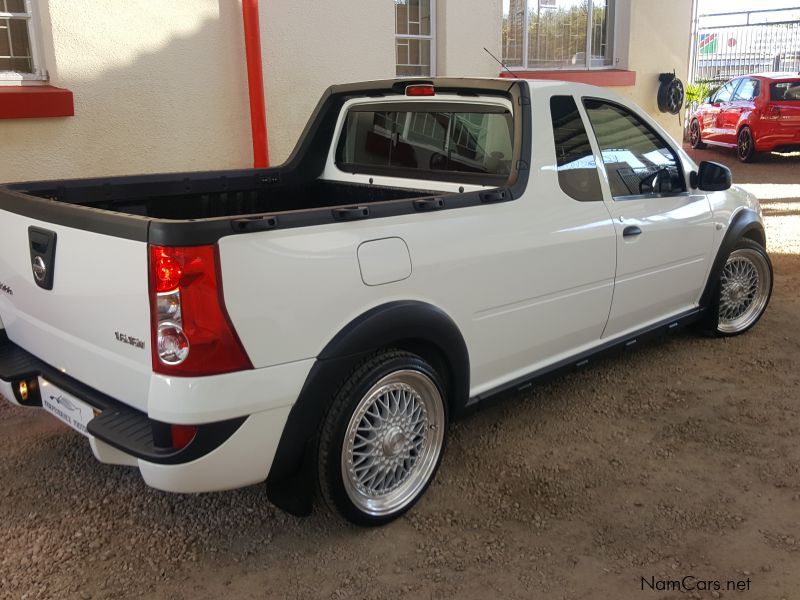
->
0;85;74;119
499;69;636;87
242;0;269;168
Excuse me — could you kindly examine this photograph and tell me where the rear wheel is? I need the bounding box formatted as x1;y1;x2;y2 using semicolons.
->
737;126;756;162
714;239;772;336
317;350;448;526
689;119;706;149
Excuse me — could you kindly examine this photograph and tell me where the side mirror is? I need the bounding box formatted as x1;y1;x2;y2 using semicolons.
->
691;160;731;192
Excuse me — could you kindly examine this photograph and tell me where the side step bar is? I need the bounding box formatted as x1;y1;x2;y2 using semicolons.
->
468;308;704;408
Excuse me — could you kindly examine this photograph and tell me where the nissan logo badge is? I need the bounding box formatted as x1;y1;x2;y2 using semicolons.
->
32;256;47;282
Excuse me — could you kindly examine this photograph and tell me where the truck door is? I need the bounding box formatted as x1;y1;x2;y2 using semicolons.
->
582;98;715;339
460;93;619;392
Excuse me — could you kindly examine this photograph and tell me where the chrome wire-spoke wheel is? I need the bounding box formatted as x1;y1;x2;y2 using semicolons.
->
718;248;771;334
341;369;445;517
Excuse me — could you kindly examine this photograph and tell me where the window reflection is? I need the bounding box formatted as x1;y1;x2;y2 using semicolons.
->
584;99;685;198
337;109;514;177
550;95;602;201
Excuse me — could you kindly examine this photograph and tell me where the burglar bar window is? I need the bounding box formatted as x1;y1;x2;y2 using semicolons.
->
502;0;615;70
0;0;41;78
395;0;436;77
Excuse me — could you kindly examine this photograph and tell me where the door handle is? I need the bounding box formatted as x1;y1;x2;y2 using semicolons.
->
623;225;642;237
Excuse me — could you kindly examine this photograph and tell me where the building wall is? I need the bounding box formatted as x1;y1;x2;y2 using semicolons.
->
436;0;503;78
261;1;394;164
0;0;394;183
1;0;252;183
0;0;693;183
614;0;694;141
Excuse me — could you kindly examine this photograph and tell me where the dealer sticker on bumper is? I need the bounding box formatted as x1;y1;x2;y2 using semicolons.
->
40;379;96;437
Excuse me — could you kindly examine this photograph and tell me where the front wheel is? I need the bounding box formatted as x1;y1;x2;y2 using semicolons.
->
737;126;756;162
689;119;706;149
715;239;773;336
317;350;448;526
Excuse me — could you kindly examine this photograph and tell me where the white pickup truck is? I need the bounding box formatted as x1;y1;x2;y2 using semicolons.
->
0;78;772;525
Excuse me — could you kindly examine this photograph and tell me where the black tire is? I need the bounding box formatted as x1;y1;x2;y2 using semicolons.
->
706;238;773;337
657;77;685;115
737;126;756;163
689;119;706;149
317;349;448;526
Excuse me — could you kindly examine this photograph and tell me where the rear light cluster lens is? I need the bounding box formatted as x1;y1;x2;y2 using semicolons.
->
157;322;189;365
170;424;197;450
148;245;252;376
157;290;181;320
153;251;182;292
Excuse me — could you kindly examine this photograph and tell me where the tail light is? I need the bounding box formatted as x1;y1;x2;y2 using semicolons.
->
148;245;252;376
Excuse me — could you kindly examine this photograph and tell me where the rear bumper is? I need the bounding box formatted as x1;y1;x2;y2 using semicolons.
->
756;140;800;153
0;330;244;465
0;331;302;493
754;127;800;152
82;405;293;493
137;405;292;493
770;144;800;153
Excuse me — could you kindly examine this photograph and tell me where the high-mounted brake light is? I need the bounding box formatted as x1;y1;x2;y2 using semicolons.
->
148;245;252;376
406;84;435;97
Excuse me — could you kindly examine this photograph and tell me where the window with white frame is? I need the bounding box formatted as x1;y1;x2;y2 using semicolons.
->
0;0;44;81
395;0;435;77
502;0;615;70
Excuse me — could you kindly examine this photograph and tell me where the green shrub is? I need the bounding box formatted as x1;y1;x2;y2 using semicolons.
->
685;81;717;105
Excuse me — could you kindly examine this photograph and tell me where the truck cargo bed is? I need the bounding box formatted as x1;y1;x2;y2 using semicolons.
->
9;176;437;220
0;78;527;246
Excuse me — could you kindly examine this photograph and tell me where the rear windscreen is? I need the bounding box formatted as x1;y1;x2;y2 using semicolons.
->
770;81;800;101
335;105;513;180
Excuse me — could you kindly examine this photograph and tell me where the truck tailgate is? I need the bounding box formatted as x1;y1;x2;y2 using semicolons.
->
0;211;151;412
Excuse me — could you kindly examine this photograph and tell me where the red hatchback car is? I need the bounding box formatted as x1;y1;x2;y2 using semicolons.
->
689;73;800;162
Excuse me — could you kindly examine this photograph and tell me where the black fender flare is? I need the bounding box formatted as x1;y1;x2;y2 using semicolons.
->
699;208;765;312
266;300;470;515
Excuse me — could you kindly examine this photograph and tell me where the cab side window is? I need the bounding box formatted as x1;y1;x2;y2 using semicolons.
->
549;95;603;201
583;99;685;199
733;78;760;101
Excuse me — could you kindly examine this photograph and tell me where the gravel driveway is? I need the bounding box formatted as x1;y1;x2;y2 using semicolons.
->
2;149;799;600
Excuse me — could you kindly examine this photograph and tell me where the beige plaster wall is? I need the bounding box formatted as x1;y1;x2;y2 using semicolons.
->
1;0;251;183
0;0;394;182
0;1;693;182
614;0;694;141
